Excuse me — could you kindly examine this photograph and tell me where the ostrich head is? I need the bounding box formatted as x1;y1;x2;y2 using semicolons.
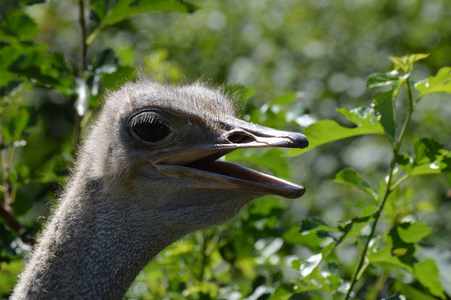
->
76;79;308;234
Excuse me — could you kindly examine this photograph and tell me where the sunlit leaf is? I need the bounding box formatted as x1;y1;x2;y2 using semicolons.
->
397;222;431;244
366;70;400;88
334;168;377;200
414;259;446;299
298;253;322;278
288;106;385;156
389;53;429;74
415;67;451;96
291;267;339;294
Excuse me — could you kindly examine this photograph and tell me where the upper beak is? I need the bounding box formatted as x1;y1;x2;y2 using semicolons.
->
219;118;309;149
152;117;309;199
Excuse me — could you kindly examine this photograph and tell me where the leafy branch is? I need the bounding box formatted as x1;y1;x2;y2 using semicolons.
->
286;54;451;299
344;73;416;299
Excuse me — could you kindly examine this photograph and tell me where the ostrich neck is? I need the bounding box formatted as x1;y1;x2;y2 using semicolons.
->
12;177;176;300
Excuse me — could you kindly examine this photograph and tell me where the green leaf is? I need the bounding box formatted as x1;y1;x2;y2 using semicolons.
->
288;106;385;156
415;67;451;96
394;281;439;300
366;70;400;88
3;42;74;94
299;216;330;231
389;53;429;74
407;138;451;175
299;217;339;239
283;218;339;251
1;106;30;142
298;253;322;278
250;197;286;216
372;91;396;140
337;215;373;244
291;267;339;294
397;222;432;244
0;71;22;97
267;284;293;300
91;0;196;28
283;226;325;251
367;226;416;271
414;259;446;299
3;12;38;41
415;138;444;164
334;168;377;200
0;47;23;70
0;260;24;296
337;106;381;129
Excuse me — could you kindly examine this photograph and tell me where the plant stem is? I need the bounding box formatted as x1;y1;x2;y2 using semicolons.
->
343;79;415;300
74;0;88;152
197;232;208;281
86;25;103;46
390;175;409;191
374;271;389;299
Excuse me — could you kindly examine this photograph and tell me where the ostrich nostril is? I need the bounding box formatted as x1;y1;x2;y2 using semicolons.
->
227;131;255;144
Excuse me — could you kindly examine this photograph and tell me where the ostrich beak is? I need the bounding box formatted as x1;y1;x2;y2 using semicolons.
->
153;118;308;199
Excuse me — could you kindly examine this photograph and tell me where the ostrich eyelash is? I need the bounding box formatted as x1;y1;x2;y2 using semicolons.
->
128;112;165;128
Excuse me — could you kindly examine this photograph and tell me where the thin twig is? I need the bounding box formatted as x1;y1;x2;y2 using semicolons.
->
197;232;208;281
74;0;88;152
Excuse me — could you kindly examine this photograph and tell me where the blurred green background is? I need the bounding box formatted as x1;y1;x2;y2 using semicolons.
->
1;0;450;299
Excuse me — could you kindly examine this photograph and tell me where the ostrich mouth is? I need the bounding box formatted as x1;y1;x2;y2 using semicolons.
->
152;147;305;199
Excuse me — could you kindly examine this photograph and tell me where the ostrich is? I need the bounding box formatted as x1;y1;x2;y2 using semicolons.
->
11;79;308;299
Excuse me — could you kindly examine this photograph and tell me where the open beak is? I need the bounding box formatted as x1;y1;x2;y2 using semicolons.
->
152;118;308;199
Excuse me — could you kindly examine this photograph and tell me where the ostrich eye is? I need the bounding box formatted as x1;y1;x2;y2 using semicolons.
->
129;113;171;143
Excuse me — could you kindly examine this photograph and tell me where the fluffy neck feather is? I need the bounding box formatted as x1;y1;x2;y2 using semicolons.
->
11;176;178;300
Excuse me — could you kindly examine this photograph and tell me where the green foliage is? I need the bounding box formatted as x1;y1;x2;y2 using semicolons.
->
288;106;385;156
1;1;451;299
415;67;451;96
334;168;377;201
